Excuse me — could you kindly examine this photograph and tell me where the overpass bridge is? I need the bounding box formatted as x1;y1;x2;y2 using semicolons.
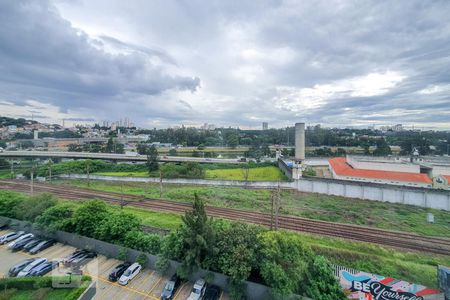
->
0;151;243;164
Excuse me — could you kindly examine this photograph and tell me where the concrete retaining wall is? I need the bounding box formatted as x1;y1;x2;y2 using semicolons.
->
58;174;450;211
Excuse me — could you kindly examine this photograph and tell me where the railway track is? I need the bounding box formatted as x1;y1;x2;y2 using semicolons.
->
1;179;449;255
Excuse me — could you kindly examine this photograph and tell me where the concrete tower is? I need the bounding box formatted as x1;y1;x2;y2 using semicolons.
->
295;122;305;161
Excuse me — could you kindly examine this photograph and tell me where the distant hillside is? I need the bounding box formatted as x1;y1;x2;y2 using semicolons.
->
0;116;37;127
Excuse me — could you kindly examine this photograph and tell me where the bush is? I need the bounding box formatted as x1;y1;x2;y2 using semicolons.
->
0;276;53;290
228;279;246;300
136;253;148;267
155;255;170;275
117;247;128;262
122;231;162;254
35;203;77;232
15;193;57;222
95;212;141;243
0;191;24;218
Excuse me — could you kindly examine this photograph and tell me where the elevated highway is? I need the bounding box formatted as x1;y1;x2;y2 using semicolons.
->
0;150;242;164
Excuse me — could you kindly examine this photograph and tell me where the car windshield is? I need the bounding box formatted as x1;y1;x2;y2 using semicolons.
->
192;288;201;294
123;269;131;276
164;281;175;291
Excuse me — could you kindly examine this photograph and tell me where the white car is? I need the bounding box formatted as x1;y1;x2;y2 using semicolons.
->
17;258;47;277
0;231;25;244
187;278;206;300
118;263;141;285
8;233;34;249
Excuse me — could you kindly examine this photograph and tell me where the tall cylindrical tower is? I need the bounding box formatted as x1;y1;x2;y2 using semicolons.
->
295;122;305;161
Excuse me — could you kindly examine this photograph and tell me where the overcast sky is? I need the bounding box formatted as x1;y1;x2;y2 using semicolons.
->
1;0;449;129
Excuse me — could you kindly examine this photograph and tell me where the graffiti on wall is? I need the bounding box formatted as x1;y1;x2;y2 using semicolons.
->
336;267;442;300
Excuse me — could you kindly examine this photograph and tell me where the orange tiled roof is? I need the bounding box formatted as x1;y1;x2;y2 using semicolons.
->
443;175;450;182
329;157;432;184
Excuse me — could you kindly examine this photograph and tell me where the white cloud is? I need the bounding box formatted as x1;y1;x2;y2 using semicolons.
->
274;71;405;112
417;84;450;95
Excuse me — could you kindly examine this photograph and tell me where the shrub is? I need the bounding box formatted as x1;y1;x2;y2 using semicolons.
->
15;193;57;222
136;253;148;267
95;212;141;243
155;255;170;275
228;279;246;300
31;288;51;300
122;231;162;254
35;203;77;232
117;247;128;262
0;191;25;219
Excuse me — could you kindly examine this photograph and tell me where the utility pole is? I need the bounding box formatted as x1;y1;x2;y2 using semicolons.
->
48;159;53;183
10;160;14;179
86;160;90;187
120;182;126;209
270;192;274;230
30;161;35;195
274;181;281;231
159;170;163;198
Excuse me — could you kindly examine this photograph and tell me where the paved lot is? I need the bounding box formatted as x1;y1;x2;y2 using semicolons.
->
0;230;228;300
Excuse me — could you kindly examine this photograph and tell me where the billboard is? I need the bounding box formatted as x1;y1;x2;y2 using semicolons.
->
335;266;442;300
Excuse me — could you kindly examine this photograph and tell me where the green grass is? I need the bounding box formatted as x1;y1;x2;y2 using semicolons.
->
205;166;286;181
297;231;450;288
119;206;182;230
55;180;450;237
94;165;287;181
1;288;74;300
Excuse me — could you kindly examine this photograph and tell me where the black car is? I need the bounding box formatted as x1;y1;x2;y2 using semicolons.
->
204;285;221;300
29;239;56;255
23;239;42;252
70;251;97;267
160;274;183;300
27;261;59;276
9;236;36;252
108;262;131;282
8;258;35;277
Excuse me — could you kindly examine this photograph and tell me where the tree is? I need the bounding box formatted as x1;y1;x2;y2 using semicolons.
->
178;194;215;277
72;200;109;237
168;148;177;156
304;256;346;300
258;231;313;296
35;203;77;232
15;193;57;222
105;137;114;153
137;143;149;155
0;191;25;218
226;133;239;148
373;138;392;156
95;212;141;243
146;145;159;173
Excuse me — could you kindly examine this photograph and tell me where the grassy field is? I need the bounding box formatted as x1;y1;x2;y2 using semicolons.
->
56;180;450;237
94;165;287;181
205;166;286;181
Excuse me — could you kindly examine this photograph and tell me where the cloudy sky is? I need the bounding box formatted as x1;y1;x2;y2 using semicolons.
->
1;0;450;129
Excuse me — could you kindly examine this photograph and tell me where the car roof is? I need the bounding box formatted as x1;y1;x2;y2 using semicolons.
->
193;278;205;288
129;263;140;268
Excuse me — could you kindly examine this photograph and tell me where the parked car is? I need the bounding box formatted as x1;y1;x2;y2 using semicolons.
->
27;261;59;276
118;263;142;285
0;231;24;244
204;285;221;300
108;262;131;282
17;258;47;277
62;249;88;265
7;233;34;248
70;251;97;267
9;236;36;252
160;274;183;300
187;278;207;300
22;239;43;252
29;239;56;255
8;258;35;277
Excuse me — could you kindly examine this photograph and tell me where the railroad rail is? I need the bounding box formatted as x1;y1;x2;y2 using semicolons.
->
0;179;449;255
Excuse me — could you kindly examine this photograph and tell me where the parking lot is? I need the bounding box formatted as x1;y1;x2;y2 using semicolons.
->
0;229;228;300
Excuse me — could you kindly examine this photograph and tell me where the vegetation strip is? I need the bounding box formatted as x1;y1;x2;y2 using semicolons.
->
1;179;449;255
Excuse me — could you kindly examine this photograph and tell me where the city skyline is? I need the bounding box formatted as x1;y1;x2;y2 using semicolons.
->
0;1;449;129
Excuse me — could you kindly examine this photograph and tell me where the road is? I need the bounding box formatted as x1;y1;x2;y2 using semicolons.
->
0;150;243;164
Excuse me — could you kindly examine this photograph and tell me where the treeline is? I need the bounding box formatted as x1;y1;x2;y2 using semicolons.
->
137;126;450;155
28;159;205;179
0;191;345;300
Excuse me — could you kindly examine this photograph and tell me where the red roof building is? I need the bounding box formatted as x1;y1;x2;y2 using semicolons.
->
329;157;432;187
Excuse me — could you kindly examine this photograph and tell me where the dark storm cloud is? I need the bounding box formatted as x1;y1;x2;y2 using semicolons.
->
0;1;199;111
1;0;450;128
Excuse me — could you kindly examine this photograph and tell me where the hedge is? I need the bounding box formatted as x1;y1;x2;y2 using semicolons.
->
0;275;91;291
